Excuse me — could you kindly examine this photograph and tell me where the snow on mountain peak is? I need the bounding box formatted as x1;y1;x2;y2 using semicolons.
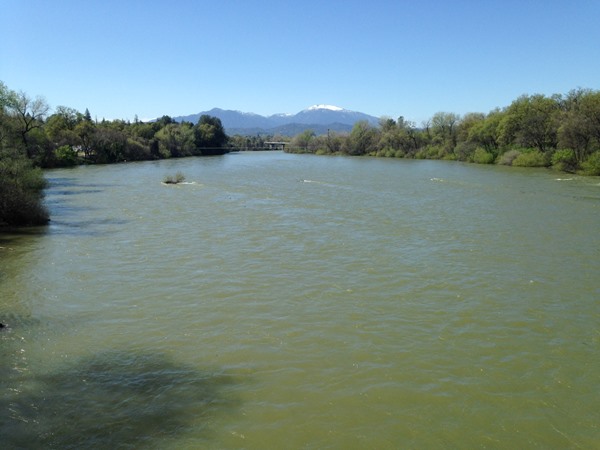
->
306;104;344;112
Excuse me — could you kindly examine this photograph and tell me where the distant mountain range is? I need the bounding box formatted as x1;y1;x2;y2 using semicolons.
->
170;105;380;136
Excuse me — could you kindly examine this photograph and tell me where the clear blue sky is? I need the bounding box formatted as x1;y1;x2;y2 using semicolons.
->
2;0;599;123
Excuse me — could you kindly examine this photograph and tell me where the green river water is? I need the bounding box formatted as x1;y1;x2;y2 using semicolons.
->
1;151;599;448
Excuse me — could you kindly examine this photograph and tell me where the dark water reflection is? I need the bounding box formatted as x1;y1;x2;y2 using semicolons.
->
49;189;105;196
43;175;133;236
48;217;131;236
46;176;115;190
1;348;238;449
0;228;47;244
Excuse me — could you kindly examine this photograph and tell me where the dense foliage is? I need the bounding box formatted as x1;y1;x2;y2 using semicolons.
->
1;97;229;169
0;147;49;226
284;89;600;176
1;82;49;226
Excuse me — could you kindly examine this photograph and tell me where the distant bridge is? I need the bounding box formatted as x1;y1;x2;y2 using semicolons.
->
264;141;288;150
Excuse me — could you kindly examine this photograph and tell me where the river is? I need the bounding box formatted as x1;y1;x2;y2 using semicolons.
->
1;151;599;448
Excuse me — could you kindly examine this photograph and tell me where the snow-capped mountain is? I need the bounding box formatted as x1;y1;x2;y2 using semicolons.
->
305;104;344;111
170;105;379;136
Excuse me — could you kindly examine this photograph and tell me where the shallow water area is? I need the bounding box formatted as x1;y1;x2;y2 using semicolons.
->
1;152;599;448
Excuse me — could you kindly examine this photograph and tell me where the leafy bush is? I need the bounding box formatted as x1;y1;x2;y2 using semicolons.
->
54;145;78;166
581;151;600;175
0;149;49;226
454;141;477;162
497;149;521;165
512;150;548;167
163;172;186;184
376;148;396;158
415;145;442;159
472;147;495;164
551;149;577;172
124;138;152;161
438;143;455;159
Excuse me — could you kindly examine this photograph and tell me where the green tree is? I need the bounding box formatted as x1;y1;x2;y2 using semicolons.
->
130;121;156;140
54;145;79;166
558;89;600;165
6;90;50;158
377;117;403;156
431;112;460;148
75;119;96;161
0;81;12;106
124;137;152;161
456;112;484;143
92;126;128;163
45;106;82;153
153;115;174;130
291;129;315;152
499;94;560;152
194;115;228;154
0;82;48;225
453;112;485;161
155;123;195;158
325;130;343;154
346;121;377;155
581;151;600;175
467;109;504;155
0;82;18;147
379;117;397;133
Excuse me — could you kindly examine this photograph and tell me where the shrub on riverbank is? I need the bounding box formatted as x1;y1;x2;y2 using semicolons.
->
551;149;578;173
472;148;495;164
0;149;49;227
511;150;549;167
581;151;600;176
